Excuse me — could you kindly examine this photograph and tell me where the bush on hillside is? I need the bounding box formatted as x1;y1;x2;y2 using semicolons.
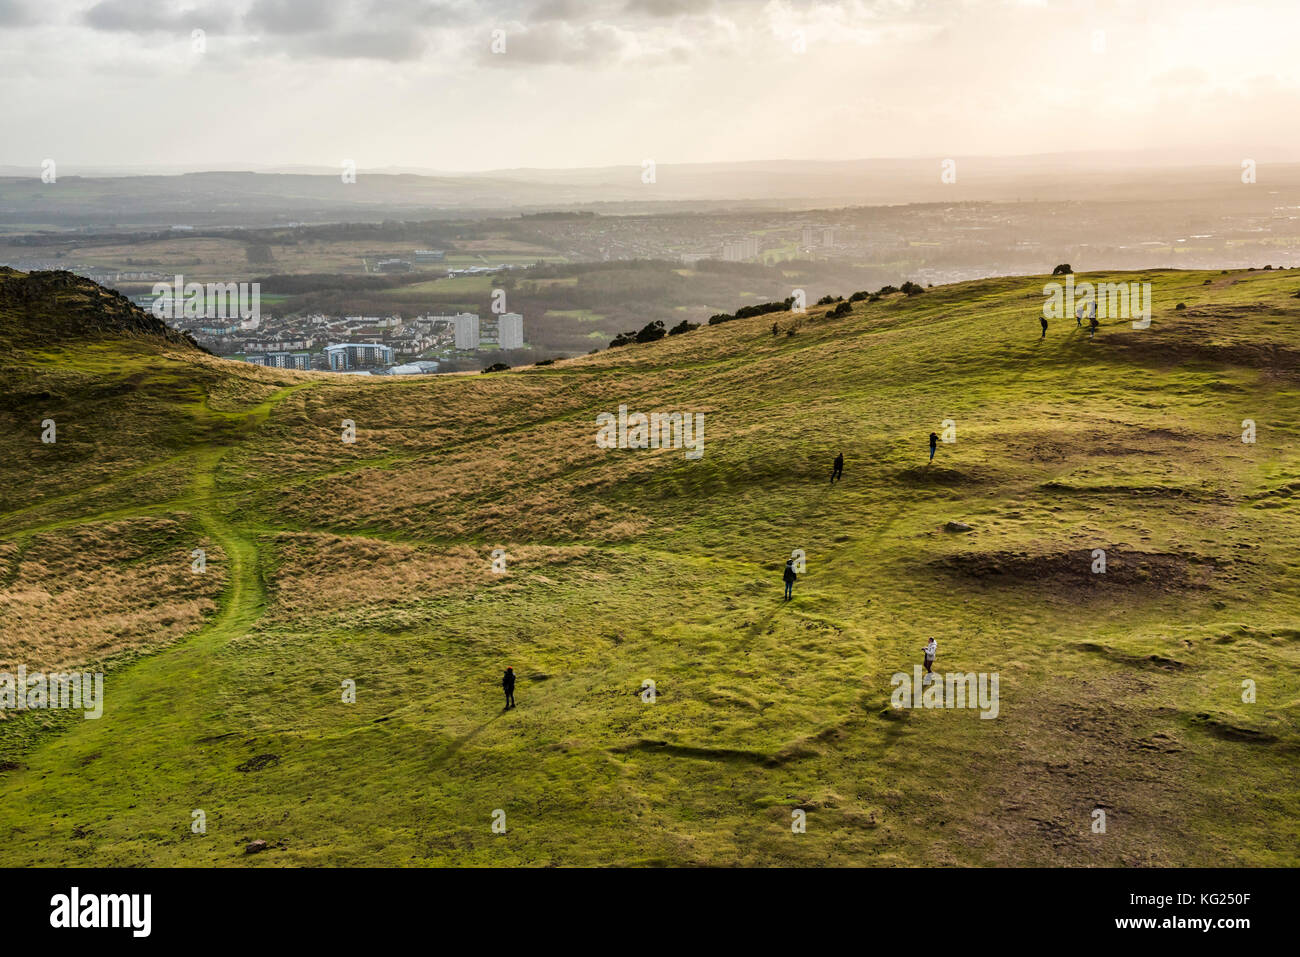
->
610;320;666;346
901;281;925;296
710;298;795;325
1052;263;1073;276
482;362;510;373
668;319;699;336
635;320;666;343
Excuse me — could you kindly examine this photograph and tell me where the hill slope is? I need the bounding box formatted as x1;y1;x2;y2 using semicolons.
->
0;267;1297;866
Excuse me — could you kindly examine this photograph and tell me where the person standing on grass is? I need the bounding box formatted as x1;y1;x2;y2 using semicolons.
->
922;637;937;679
1040;315;1048;339
1089;314;1099;339
929;431;939;462
502;666;516;709
783;559;797;601
1077;297;1093;328
831;451;844;484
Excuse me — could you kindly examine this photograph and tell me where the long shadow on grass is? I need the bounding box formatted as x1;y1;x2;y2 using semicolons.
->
428;712;506;771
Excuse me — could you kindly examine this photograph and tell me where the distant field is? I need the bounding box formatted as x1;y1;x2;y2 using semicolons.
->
0;233;567;282
544;308;606;323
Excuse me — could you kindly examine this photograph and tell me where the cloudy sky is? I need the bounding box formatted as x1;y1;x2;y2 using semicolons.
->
2;0;1298;171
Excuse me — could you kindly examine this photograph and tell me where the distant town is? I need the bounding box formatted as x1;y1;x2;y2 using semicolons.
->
155;300;526;375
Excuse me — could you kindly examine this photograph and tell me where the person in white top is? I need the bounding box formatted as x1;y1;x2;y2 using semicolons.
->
922;637;937;676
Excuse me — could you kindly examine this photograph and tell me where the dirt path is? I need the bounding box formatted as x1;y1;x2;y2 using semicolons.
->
0;382;317;767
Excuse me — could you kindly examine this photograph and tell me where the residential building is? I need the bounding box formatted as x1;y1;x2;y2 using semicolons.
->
452;312;480;350
496;312;524;350
246;352;312;370
323;342;394;371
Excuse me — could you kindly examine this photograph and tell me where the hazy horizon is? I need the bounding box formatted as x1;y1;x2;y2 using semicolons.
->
9;146;1300;180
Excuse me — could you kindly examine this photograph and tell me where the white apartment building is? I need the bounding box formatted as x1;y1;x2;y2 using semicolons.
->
481;312;524;350
452;312;480;350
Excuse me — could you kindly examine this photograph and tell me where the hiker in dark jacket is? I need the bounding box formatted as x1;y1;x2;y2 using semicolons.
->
1040;315;1048;339
1089;315;1099;339
502;667;516;709
929;431;939;462
783;560;797;600
831;452;844;484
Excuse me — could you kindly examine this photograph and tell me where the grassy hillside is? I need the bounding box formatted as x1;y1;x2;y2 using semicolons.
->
0;266;1297;866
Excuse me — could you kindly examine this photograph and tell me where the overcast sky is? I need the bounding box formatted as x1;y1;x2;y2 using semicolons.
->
2;0;1298;172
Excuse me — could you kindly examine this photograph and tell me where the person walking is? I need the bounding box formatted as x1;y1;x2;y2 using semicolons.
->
1040;315;1048;339
782;559;797;601
831;451;844;484
929;431;939;462
1089;314;1099;339
922;637;937;679
502;666;516;709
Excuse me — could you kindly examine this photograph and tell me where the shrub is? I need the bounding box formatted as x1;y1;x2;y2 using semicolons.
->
828;301;852;318
901;281;925;296
610;320;666;346
667;319;699;336
712;299;795;325
481;362;510;373
848;290;870;302
1175;302;1186;310
877;284;899;295
634;320;666;343
1052;263;1073;276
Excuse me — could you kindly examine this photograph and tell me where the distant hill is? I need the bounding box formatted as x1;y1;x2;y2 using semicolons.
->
0;268;201;350
4;156;1300;227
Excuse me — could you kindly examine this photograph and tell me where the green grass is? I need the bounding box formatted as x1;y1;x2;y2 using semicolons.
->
0;267;1297;866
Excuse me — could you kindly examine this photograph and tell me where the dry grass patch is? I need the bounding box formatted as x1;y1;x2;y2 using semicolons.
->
263;531;593;625
0;516;225;671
